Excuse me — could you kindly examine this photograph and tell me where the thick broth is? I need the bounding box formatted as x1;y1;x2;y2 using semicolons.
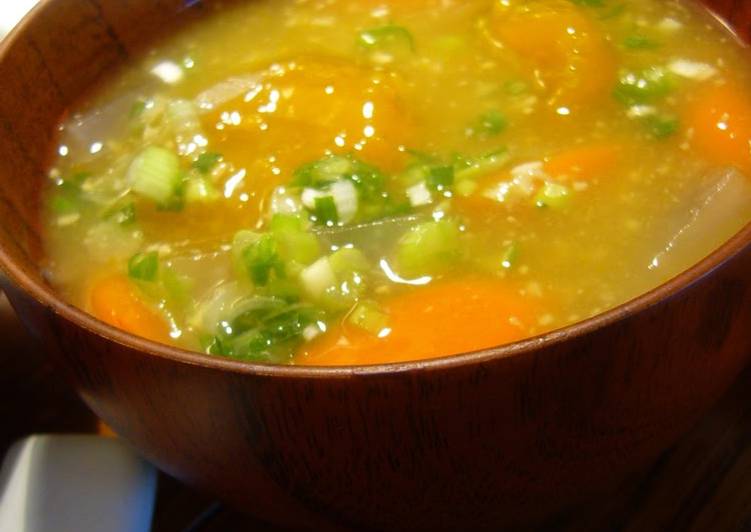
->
44;0;751;365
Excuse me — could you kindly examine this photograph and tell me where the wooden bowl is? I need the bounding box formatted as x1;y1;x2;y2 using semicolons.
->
1;1;751;530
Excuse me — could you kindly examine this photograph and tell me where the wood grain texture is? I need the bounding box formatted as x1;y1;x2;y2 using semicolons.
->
3;293;751;531
1;1;751;530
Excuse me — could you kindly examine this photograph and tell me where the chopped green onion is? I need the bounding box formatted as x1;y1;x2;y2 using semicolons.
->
156;176;187;212
271;213;305;232
313;196;339;226
50;194;80;216
348;300;389;335
474;110;508;137
192;153;222;175
67;171;92;186
623;35;659;49
455;148;510;181
129;100;147;119
329;248;370;277
396;220;461;277
535;182;571;209
614;67;674;106
427;166;454;191
264;278;302;302
271;214;321;266
455;179;478;198
185;177;220;203
128;251;160;282
358;25;415;62
242;234;284;286
128;146;181;204
294;155;354;187
161;265;193;307
501;242;519;270
209;296;322;363
645;114;680;139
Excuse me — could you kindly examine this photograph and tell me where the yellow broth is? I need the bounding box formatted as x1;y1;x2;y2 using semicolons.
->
44;0;751;365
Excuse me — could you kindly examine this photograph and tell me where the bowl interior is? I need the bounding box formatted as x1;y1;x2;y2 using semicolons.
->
1;0;751;373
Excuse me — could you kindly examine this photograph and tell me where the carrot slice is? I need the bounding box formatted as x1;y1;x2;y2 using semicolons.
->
297;277;545;366
544;144;622;181
89;274;171;343
685;82;751;174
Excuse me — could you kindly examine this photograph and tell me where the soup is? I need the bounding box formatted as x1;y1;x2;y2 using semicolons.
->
43;0;751;366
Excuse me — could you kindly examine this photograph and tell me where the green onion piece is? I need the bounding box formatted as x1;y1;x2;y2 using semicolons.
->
50;194;79;216
68;171;92;186
475;110;508;136
396;220;461;277
271;214;321;266
500;242;519;270
358;25;415;55
208;296;323;363
264;278;302;302
185;177;220;203
535;183;571;209
399;164;431;187
161;265;193;307
128;251;160;282
348;300;389;335
455;179;478;198
329;248;370;277
128;146;181;204
271;213;305;232
455;149;510;181
427;166;455;191
242;234;284;286
227;303;320;363
645;114;680;139
129;100;147;119
313;196;339;226
204;335;230;356
614;67;674;106
192;153;222;175
232;230;261;275
623;35;659;49
293;155;354;187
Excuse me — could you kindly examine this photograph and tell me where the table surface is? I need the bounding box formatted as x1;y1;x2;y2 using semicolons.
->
2;291;751;532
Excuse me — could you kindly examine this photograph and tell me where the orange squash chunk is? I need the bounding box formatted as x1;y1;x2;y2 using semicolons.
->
488;0;615;108
686;82;751;174
545;144;622;181
89;274;171;344
203;57;412;179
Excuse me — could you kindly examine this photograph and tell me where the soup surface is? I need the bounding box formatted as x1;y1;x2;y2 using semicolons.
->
44;0;751;365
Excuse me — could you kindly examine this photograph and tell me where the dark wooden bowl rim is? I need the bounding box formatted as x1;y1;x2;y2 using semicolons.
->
2;0;751;378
